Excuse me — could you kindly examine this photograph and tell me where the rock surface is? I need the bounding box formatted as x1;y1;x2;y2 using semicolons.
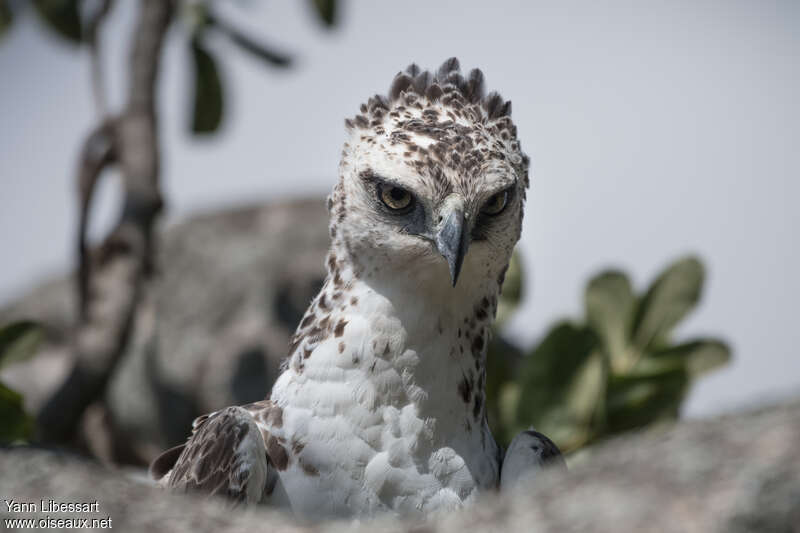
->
1;398;798;532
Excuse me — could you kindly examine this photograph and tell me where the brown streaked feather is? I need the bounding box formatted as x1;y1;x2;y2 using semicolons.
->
161;406;270;505
390;73;414;100
149;443;185;481
437;57;460;80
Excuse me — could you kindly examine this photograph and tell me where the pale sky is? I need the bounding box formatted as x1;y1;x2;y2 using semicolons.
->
1;0;798;417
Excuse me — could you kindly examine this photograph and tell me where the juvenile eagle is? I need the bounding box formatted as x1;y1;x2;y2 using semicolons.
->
151;58;563;520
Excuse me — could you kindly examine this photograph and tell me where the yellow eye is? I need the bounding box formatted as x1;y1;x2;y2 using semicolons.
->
379;185;414;212
481;190;509;216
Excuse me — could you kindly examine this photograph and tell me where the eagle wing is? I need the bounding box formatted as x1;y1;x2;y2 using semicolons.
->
149;402;282;506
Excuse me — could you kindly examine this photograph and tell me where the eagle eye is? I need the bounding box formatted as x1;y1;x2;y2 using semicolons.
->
378;184;415;213
481;190;509;216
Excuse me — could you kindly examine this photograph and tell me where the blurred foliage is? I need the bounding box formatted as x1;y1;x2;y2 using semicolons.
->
488;254;731;454
33;0;83;43
3;0;338;134
183;0;336;134
310;0;337;27
187;2;295;134
190;35;224;134
0;321;42;444
0;0;12;39
182;0;337;134
182;0;336;134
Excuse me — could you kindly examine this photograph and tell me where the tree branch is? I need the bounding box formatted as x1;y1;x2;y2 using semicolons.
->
86;0;113;117
76;119;116;320
38;0;174;444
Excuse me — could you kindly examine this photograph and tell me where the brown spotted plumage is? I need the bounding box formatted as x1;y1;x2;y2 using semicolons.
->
153;406;272;505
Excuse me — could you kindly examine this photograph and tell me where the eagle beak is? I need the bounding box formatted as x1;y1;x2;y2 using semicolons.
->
436;207;471;287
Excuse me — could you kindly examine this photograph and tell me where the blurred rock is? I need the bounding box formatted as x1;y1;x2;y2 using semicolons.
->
1;398;798;532
0;198;330;464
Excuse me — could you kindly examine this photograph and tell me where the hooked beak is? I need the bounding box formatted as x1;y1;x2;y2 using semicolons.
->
436;207;471;287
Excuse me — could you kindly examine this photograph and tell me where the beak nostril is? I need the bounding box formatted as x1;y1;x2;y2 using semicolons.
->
437;215;443;224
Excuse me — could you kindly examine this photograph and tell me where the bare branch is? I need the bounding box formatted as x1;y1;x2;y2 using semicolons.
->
86;0;113;117
127;0;173;114
38;0;174;444
76;119;117;320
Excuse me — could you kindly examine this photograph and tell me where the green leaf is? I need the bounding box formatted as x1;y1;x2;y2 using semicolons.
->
33;0;82;43
606;369;688;433
310;0;337;27
0;321;42;370
0;0;13;39
190;37;224;134
515;322;604;452
0;382;33;443
495;250;523;328
631;256;704;350
637;339;731;378
585;270;635;372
